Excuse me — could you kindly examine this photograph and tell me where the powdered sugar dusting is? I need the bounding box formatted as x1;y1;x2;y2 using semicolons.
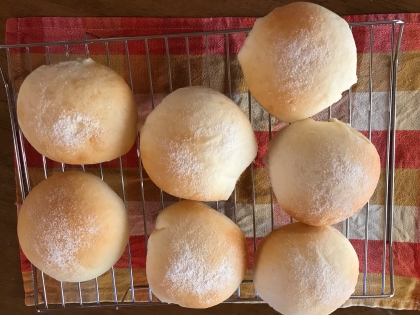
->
165;243;236;299
301;153;370;222
51;113;102;149
161;215;239;305
166;137;205;182
164;119;239;199
285;238;355;314
271;119;378;225
272;28;331;97
31;184;100;276
39;214;99;270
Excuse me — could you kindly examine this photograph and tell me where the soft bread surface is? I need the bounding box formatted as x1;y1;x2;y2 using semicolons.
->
17;171;130;282
268;118;380;226
146;200;248;308
17;58;138;164
268;118;381;225
253;222;359;315
238;2;357;122
140;86;257;201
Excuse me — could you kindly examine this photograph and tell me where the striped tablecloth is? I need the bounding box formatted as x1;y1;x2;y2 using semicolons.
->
4;13;420;310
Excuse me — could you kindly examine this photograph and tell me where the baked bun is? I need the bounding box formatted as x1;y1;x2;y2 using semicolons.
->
253;222;359;315
140;86;257;201
268;118;380;226
17;58;137;164
17;171;130;282
146;200;248;308
238;2;357;122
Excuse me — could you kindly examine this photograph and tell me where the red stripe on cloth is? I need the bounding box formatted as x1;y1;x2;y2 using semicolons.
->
20;247;32;273
254;130;388;169
245;238;420;278
18;237;145;272
392;242;420;278
359;131;387;169
21;130;269;169
23;129;419;170
254;131;273;169
5;17;255;55
344;14;420;53
18;235;264;272
351;239;388;274
250;238;420;278
117;237;420;279
112;236;266;270
351;239;420;278
22;137;139;169
19;236;149;272
247;237;264;270
114;235;147;269
5;18;46;47
255;129;420;170
5;15;417;55
18;237;261;271
20;236;420;279
115;236;264;270
20;129;419;170
394;130;420;169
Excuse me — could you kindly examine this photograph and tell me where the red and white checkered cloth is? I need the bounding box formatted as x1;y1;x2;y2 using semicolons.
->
5;14;420;309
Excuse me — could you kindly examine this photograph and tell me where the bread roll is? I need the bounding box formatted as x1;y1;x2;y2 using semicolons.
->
253;222;359;315
17;171;130;282
146;200;248;308
268;118;380;226
238;2;357;122
140;86;257;201
17;58;138;164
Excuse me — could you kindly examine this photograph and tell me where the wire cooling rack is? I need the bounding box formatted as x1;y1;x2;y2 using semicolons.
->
0;19;404;312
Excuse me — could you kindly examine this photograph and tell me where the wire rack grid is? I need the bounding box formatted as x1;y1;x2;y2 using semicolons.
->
0;19;404;312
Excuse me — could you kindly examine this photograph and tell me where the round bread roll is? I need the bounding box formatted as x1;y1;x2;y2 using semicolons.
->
17;171;130;282
268;118;380;226
238;2;357;123
146;200;248;308
17;58;138;164
253;222;359;315
140;86;257;201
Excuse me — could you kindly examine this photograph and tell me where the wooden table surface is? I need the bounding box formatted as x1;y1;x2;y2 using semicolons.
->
1;1;420;314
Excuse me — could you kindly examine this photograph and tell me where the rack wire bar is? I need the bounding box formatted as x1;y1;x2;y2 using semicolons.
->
0;19;404;311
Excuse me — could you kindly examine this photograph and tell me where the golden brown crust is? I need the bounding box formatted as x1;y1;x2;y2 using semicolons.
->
238;2;357;123
17;171;130;282
146;200;248;308
253;222;359;315
17;58;137;164
140;86;257;201
268;118;381;226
